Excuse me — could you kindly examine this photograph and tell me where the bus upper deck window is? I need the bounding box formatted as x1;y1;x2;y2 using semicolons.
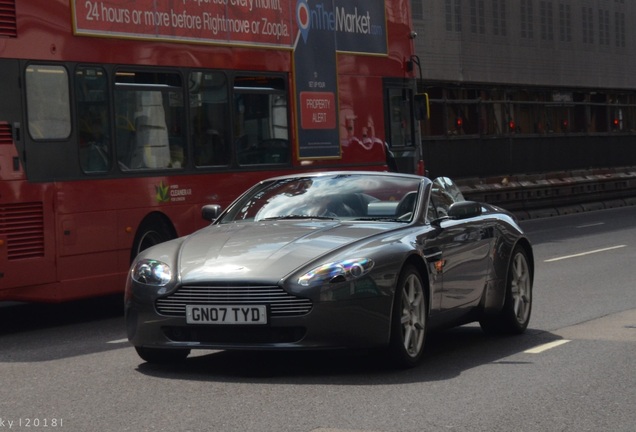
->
26;65;71;140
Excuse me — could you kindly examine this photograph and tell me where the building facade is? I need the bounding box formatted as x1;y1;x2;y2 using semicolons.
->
409;1;636;179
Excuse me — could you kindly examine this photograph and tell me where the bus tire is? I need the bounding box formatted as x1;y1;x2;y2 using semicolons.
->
131;214;176;262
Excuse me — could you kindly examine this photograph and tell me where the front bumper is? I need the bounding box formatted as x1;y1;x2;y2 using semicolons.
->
126;288;392;351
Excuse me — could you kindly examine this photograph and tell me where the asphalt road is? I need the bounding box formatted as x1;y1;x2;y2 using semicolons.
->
1;206;635;432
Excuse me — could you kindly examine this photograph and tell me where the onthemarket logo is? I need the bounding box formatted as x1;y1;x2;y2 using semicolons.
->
296;0;383;43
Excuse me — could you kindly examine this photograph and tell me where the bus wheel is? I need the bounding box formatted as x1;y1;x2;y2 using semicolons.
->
131;215;175;261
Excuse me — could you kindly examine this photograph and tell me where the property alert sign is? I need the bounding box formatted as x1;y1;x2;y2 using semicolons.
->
73;0;296;47
299;92;336;129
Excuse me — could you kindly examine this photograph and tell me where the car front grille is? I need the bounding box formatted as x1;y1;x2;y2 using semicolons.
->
155;284;313;317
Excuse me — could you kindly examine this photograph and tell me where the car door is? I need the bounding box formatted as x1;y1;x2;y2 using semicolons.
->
424;178;494;312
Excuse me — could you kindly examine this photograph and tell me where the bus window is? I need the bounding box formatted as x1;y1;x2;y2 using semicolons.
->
387;87;414;147
234;76;290;165
76;66;111;173
189;71;230;167
114;70;185;170
25;65;71;140
414;93;430;121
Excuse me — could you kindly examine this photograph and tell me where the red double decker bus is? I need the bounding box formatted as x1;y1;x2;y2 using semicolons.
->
0;0;422;302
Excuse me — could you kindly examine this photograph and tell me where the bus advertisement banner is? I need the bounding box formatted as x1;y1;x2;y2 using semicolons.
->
294;0;338;158
72;1;387;53
329;0;387;54
294;0;387;158
72;0;296;48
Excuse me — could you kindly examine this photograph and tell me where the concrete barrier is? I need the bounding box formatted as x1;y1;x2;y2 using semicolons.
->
456;166;636;220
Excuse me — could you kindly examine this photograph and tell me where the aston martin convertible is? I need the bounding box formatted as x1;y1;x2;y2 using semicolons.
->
125;171;534;368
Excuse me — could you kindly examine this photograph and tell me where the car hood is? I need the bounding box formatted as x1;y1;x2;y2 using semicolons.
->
178;221;392;283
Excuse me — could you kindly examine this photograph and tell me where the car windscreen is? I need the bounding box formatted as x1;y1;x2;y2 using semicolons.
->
219;174;423;223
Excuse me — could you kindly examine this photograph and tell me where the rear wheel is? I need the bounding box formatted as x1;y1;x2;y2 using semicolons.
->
480;246;533;335
135;346;190;364
388;265;427;368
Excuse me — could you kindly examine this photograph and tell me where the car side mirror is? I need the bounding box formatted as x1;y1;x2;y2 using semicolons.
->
447;201;482;220
202;204;222;222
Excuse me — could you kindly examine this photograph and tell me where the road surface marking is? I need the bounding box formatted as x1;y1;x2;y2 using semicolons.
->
544;245;627;262
576;222;605;228
107;338;129;344
524;340;571;354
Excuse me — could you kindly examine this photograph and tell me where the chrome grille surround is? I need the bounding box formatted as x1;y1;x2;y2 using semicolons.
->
156;284;312;317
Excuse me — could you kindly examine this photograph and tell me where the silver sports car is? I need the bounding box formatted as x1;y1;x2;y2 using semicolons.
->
125;171;534;368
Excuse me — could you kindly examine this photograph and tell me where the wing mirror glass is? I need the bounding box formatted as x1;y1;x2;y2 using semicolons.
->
201;204;222;222
447;201;482;220
431;201;482;227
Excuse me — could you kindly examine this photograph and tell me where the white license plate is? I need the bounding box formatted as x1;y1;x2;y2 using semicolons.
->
185;305;267;325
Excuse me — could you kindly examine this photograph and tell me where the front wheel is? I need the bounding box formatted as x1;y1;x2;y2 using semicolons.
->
131;215;175;262
135;346;190;364
387;265;427;368
480;246;533;335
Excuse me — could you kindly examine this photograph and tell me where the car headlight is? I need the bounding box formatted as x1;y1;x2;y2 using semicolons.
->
298;258;374;287
132;259;173;286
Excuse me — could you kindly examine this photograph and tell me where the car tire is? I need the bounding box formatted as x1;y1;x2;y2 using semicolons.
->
480;245;533;335
131;215;175;262
135;346;190;364
387;265;427;368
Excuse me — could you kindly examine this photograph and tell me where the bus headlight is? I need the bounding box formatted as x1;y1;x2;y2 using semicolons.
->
132;259;173;286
